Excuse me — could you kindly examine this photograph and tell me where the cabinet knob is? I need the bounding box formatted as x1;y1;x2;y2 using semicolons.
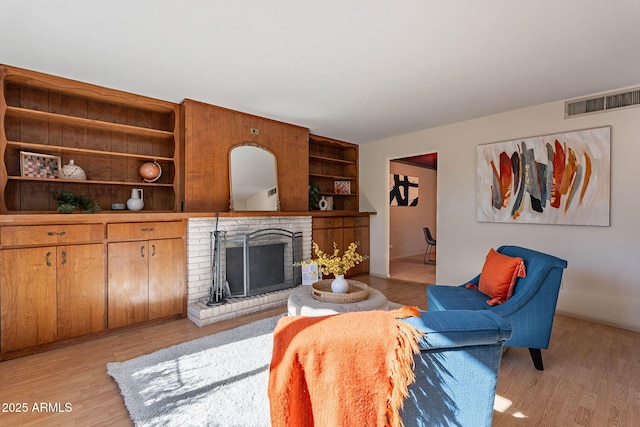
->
61;250;67;265
46;251;52;267
140;227;155;232
141;245;145;258
151;244;156;257
47;231;67;236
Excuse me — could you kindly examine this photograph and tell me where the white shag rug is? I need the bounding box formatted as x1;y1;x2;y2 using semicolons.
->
107;315;283;427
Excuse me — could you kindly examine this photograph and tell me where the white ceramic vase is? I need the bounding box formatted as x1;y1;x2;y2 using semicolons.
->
126;188;144;211
331;274;349;293
318;196;328;211
60;159;87;180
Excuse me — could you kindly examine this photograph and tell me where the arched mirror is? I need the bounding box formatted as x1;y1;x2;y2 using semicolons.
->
229;144;279;211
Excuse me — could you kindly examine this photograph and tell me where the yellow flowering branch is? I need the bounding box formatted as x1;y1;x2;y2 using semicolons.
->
294;241;368;276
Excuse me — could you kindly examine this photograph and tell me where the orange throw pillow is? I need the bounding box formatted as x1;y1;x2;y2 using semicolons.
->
477;248;526;306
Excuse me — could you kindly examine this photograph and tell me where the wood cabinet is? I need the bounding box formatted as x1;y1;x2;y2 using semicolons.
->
0;64;181;214
107;221;185;329
56;243;106;340
309;135;359;212
0;247;58;352
311;215;370;277
180;99;309;212
311;217;345;276
0;224;105;354
343;216;370;276
0;218;186;357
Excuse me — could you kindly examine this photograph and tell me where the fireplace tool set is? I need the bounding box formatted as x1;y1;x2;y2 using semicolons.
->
207;213;230;306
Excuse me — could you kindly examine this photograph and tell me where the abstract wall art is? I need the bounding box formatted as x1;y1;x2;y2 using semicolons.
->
477;126;610;226
390;174;419;206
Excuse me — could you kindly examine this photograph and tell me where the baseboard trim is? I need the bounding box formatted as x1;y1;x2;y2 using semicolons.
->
368;272;390;279
556;310;640;332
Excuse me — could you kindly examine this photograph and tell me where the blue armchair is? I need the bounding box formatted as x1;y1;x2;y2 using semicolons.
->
427;245;568;370
400;310;512;427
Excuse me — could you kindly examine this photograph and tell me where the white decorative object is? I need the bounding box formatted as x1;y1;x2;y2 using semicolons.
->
318;196;328;211
301;264;321;286
331;274;349;293
325;196;334;211
127;188;144;211
60;159;87;180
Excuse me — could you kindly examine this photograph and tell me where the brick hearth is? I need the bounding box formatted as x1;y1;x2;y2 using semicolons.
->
186;217;312;326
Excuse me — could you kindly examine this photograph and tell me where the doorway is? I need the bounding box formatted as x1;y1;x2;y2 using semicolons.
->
388;153;437;284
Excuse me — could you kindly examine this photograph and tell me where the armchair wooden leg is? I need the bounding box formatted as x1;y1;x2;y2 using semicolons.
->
529;348;544;371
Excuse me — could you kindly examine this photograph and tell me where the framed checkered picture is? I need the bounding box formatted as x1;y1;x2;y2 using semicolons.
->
20;151;61;179
334;180;351;194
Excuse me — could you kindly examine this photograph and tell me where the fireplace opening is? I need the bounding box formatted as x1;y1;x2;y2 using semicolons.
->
213;228;302;298
226;243;285;296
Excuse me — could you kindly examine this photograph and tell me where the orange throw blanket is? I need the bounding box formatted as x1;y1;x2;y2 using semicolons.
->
268;307;423;427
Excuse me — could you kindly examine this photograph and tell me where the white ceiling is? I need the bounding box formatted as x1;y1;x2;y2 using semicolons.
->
2;0;640;144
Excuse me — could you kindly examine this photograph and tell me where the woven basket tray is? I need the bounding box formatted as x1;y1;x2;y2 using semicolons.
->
311;279;369;304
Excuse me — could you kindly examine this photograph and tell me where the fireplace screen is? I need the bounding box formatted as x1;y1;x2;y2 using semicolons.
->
213;228;303;298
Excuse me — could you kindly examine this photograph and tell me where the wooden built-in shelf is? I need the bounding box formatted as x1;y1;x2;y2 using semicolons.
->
7;141;174;162
309;173;356;180
318;192;357;197
7;176;174;187
309;134;359;212
309;154;357;165
0;64;181;214
5;106;175;138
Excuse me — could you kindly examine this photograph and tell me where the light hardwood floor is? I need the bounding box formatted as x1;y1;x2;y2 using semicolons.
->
389;253;437;284
1;260;638;426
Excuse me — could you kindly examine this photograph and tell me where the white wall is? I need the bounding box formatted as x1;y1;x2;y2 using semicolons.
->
246;188;278;211
389;162;437;259
360;98;640;331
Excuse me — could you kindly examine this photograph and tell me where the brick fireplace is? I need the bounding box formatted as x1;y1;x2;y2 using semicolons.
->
186;216;312;326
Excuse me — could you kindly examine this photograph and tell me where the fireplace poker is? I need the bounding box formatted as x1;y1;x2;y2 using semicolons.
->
207;212;227;306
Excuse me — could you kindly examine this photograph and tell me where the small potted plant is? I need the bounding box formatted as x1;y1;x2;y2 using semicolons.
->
308;182;321;210
52;189;101;214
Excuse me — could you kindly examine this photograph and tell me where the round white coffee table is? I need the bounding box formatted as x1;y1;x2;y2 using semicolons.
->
287;283;389;317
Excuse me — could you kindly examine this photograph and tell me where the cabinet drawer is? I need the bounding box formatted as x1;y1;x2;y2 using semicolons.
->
312;217;344;229
107;221;184;241
1;224;104;246
344;216;369;227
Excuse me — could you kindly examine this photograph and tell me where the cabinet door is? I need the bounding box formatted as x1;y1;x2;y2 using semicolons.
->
312;227;344;256
108;241;149;328
344;225;370;277
148;238;185;320
311;227;344;279
0;247;57;352
57;244;106;340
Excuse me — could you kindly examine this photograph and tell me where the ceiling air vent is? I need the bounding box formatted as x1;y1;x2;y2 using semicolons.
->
565;87;640;118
